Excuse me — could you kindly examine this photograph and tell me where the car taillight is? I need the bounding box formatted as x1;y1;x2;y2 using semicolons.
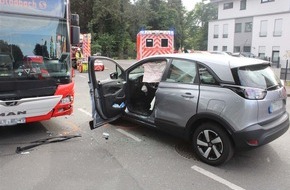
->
243;88;267;100
223;85;267;100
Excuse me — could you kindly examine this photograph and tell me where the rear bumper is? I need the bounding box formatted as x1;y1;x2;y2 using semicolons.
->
232;112;289;149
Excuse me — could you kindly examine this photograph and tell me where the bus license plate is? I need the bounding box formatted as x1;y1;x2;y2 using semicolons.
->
0;118;26;126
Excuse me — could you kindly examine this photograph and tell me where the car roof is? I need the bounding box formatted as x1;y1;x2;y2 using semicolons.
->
146;53;269;83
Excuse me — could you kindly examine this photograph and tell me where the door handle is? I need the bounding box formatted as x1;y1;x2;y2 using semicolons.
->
181;93;194;98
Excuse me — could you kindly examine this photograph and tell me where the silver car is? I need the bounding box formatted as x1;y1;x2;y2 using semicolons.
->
88;54;289;166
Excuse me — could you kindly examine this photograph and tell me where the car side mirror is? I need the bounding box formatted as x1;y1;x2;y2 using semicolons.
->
110;72;118;79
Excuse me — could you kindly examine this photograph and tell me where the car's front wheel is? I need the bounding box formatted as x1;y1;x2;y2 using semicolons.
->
192;122;234;166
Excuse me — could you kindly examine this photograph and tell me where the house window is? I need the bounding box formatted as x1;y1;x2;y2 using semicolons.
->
245;22;252;32
234;46;240;52
223;24;228;38
222;46;227;51
161;39;168;47
272;50;280;63
213;46;218;51
273;19;282;36
258;46;266;59
261;0;275;3
259;20;267;37
235;23;242;33
240;0;247;10
243;46;251;52
214;25;219;38
146;39;153;47
224;2;233;9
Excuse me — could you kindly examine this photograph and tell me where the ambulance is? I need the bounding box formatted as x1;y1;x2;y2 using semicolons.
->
136;30;174;60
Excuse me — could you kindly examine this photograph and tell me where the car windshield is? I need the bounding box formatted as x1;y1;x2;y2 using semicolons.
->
237;64;281;89
0;14;71;81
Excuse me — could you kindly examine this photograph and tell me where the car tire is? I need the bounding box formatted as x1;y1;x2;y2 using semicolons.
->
192;122;234;166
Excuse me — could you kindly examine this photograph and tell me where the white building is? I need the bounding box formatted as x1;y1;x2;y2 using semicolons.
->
208;0;290;66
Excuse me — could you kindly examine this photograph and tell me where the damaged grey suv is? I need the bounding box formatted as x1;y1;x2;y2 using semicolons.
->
88;53;289;166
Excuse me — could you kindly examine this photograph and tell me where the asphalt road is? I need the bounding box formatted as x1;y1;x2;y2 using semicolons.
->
0;60;290;190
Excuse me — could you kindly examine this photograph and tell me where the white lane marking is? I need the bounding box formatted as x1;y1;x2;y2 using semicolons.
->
77;108;141;142
116;128;142;142
78;108;92;117
79;75;87;79
191;165;245;190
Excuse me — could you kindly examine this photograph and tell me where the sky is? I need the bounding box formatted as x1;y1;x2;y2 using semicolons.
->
182;0;209;11
129;0;208;11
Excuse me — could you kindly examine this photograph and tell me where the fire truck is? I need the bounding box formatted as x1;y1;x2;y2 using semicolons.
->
136;30;174;60
76;33;92;73
73;34;104;72
0;0;80;126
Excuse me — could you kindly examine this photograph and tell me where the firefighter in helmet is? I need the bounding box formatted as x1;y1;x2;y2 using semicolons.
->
75;47;83;66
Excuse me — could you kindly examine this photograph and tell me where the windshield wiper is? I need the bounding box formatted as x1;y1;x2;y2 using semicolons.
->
16;134;81;154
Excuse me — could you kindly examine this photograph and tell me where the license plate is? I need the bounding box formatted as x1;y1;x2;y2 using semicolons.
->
269;100;283;113
0;118;26;126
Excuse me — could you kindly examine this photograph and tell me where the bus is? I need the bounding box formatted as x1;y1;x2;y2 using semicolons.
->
0;0;80;126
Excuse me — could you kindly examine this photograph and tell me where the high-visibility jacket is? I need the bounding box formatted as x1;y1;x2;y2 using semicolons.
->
76;51;83;59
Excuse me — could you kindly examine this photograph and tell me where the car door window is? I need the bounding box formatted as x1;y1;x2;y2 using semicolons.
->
126;59;167;116
129;65;144;80
142;61;166;83
165;59;197;84
128;60;166;82
198;65;218;85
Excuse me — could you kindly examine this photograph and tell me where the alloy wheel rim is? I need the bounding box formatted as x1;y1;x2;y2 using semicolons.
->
196;129;224;160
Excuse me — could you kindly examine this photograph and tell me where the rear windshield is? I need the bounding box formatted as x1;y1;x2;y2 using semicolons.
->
235;64;281;90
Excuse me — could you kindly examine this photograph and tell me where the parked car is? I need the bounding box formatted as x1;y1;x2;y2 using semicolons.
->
210;51;233;56
232;52;256;58
88;54;289;166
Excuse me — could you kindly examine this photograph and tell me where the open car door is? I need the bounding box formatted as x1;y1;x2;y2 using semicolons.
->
88;56;126;130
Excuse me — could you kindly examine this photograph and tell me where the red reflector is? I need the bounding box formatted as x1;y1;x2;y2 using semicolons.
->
248;139;259;146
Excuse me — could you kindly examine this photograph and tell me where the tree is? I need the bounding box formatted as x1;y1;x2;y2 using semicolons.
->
0;40;24;62
128;0;152;35
185;1;217;50
167;0;186;50
95;33;115;57
71;0;94;33
87;0;134;58
71;0;214;58
146;0;185;50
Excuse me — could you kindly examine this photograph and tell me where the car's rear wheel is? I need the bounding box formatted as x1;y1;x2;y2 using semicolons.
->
192;122;234;166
